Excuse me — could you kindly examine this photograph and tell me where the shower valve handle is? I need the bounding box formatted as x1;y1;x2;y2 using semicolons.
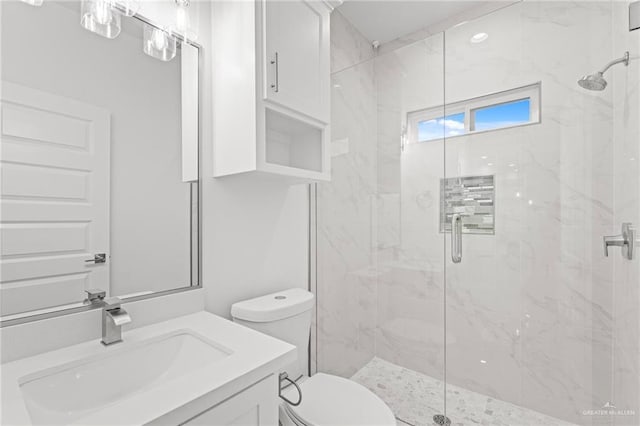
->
603;223;635;260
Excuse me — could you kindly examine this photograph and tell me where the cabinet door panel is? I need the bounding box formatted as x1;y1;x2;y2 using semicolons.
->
182;376;278;426
263;0;328;122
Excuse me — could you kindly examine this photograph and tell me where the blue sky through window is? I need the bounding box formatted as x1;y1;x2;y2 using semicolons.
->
473;99;530;131
418;112;465;141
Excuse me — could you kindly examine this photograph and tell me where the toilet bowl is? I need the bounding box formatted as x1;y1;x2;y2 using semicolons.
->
279;373;395;426
231;289;395;426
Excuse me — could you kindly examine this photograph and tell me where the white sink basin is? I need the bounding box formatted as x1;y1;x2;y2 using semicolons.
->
18;330;232;425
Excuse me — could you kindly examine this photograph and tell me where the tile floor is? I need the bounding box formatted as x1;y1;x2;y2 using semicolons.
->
351;357;577;426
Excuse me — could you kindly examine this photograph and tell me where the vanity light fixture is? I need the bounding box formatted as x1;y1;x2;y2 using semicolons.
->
80;0;122;39
171;0;198;42
111;0;139;17
19;0;44;6
143;23;177;62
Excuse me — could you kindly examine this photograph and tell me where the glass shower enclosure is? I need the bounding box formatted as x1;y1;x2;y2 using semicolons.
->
314;2;639;425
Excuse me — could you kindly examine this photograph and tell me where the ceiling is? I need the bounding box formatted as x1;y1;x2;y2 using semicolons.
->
337;1;502;44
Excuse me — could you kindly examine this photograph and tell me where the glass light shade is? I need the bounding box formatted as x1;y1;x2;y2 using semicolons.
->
110;0;139;17
81;0;121;39
169;0;198;43
20;0;44;6
143;23;177;62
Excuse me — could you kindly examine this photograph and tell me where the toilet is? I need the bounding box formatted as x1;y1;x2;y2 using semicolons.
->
231;288;396;426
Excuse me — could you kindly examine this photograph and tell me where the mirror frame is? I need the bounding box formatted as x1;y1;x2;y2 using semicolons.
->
0;10;203;328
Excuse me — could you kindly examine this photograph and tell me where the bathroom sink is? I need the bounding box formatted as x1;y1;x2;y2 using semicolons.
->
18;330;232;425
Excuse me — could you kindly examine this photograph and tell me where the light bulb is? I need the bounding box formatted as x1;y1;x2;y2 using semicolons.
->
152;29;168;50
94;0;112;25
171;0;197;42
176;5;188;33
81;0;121;39
143;22;177;61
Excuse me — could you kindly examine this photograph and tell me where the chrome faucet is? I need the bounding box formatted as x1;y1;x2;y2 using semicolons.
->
101;297;132;345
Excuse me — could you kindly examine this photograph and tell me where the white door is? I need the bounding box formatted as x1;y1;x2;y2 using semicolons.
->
0;82;110;317
263;0;330;123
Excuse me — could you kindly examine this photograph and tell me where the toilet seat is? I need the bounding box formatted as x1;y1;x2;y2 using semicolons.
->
281;373;395;426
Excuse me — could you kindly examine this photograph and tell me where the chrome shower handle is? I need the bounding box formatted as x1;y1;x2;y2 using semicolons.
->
451;214;462;263
603;222;635;260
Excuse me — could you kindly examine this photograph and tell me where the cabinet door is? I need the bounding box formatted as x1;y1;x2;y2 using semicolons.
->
182;376;278;426
263;0;329;123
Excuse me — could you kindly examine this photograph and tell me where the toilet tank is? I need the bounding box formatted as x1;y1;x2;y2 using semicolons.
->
231;288;314;380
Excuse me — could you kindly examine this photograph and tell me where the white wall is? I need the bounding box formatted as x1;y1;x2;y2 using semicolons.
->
198;1;309;320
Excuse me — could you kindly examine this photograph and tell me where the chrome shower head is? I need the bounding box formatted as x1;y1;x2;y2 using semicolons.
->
578;51;630;91
578;72;607;91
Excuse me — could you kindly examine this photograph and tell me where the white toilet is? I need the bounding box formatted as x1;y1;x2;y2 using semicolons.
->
231;288;396;426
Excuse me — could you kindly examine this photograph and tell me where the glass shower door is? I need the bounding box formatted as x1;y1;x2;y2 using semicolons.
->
443;2;639;425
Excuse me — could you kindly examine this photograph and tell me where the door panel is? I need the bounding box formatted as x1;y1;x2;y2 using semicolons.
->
0;82;110;316
263;0;328;122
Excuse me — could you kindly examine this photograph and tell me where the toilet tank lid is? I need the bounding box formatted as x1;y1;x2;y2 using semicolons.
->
231;288;314;322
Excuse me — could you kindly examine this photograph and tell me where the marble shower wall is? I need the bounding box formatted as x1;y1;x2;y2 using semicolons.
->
612;3;640;425
316;11;377;378
318;2;639;425
440;3;616;424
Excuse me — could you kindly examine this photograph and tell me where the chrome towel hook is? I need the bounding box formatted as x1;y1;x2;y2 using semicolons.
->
278;372;302;406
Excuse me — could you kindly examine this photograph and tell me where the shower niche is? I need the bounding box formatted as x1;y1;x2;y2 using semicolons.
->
440;175;495;234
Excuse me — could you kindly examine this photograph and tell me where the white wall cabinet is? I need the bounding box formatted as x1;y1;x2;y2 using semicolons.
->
263;0;329;121
212;0;333;182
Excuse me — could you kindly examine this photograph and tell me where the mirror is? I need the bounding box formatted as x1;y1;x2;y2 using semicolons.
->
0;0;200;324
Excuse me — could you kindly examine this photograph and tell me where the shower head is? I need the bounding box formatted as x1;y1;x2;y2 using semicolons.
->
578;51;630;91
578;72;608;91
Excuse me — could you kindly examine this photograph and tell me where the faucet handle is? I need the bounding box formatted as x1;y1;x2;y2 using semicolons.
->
84;289;106;304
103;297;122;310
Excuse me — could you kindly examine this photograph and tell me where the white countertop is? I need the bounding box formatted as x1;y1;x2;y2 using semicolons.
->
1;311;297;425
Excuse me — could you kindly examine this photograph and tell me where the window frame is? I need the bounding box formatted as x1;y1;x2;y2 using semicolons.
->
406;82;541;144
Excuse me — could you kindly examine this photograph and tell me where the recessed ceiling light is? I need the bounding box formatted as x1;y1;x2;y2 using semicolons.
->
470;32;489;44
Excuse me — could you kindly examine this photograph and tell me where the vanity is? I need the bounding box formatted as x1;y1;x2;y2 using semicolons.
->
1;311;296;425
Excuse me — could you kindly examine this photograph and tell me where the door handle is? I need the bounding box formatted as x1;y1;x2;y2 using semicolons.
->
85;253;107;264
451;214;462;263
270;52;279;93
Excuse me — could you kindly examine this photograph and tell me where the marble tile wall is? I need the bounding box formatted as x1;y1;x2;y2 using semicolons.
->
612;3;640;425
316;11;378;378
439;3;616;424
318;2;639;425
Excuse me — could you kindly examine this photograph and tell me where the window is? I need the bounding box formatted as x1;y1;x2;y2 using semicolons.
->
406;83;540;144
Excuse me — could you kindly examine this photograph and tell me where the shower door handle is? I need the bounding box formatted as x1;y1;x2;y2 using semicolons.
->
451;214;462;263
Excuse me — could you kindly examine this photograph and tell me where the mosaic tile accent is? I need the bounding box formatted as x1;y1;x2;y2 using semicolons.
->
352;358;577;426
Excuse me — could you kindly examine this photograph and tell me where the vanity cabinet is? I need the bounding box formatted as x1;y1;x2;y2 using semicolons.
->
183;375;278;425
211;0;333;182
